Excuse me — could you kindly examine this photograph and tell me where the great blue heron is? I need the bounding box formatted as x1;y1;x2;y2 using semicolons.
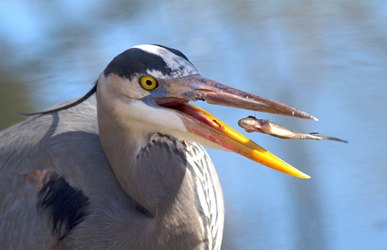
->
0;44;316;249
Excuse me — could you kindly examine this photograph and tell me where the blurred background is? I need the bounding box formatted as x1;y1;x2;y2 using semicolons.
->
1;1;386;249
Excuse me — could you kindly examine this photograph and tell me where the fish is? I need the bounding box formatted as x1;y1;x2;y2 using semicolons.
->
238;116;348;143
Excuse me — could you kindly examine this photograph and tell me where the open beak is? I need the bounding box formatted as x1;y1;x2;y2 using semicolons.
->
155;74;317;179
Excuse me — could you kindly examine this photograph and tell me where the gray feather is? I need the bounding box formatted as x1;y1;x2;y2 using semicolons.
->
0;97;223;250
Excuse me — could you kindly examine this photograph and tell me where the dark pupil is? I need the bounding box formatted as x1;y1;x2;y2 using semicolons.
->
146;80;153;86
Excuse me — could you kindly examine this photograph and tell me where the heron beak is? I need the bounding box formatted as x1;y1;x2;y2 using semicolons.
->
156;74;317;179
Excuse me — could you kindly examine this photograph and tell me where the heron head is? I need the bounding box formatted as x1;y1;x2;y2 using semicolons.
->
97;44;316;179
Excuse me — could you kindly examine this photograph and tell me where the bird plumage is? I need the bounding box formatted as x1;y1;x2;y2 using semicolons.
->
0;97;223;249
0;44;317;249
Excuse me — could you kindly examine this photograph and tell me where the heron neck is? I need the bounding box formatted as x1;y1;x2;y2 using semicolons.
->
96;90;224;248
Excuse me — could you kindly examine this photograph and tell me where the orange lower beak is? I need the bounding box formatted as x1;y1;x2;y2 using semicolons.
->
172;103;310;179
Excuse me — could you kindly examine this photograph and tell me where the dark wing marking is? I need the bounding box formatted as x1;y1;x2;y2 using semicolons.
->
38;175;90;240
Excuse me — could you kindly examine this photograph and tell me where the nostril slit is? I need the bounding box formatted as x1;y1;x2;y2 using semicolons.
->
195;94;205;101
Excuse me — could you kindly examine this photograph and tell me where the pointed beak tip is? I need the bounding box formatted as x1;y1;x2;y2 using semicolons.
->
312;116;319;122
285;165;310;179
273;161;311;179
298;172;311;179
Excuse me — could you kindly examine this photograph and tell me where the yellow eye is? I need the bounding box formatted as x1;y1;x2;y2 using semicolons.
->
139;76;158;91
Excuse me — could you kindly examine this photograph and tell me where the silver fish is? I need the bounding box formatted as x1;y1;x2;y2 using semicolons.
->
238;116;348;143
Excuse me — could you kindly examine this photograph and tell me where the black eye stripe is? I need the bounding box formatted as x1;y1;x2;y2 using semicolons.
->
104;48;172;79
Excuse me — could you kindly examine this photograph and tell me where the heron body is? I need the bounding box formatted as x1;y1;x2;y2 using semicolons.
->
0;44;316;249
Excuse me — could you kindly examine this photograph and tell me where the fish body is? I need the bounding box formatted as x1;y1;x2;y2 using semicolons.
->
238;116;347;143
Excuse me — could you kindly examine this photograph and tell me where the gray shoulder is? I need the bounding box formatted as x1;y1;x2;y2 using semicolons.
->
0;98;99;174
0;97;110;248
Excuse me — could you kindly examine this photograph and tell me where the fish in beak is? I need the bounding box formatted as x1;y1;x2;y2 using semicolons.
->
238;116;348;143
154;74;318;179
